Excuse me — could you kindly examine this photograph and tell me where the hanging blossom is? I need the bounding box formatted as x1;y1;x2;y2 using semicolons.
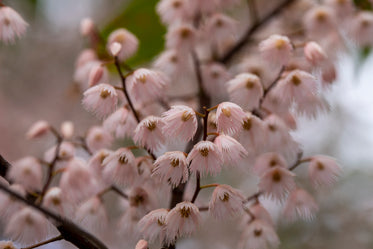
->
283;189;319;222
187;141;223;176
216;102;246;135
134;116;166;152
214;134;248;165
138;208;168;243
209;184;244;219
0;6;28;44
107;28;139;61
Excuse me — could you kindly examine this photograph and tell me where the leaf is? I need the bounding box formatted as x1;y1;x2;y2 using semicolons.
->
101;0;166;66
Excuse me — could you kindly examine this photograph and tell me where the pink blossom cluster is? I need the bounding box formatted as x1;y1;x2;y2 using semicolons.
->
4;0;373;248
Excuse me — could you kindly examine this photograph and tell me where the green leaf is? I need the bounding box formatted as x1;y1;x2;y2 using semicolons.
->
353;0;373;10
101;0;166;66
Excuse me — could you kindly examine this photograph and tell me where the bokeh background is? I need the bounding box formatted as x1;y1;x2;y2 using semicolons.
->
2;0;373;248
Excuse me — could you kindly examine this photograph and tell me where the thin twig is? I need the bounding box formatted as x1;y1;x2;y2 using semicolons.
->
21;235;63;249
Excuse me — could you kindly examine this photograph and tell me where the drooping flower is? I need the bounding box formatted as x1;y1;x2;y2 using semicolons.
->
82;83;118;119
259;34;293;67
162;105;197;142
0;241;17;249
238;219;280;249
214;134;248;165
0;184;25;221
133;116;166;152
42;187;72;218
138;208;168;243
304;6;337;38
203;13;237;44
0;6;28;44
258;166;296;201
209;184;244;219
253;152;288;177
187;141;223;176
283;189;319;222
102;148;137;187
201;63;231;99
216;102;246;135
227;73;263;110
103;107;137;139
107;28;139;61
156;0;193;25
86;126;113;153
152;151;189;188
166;23;196;51
26;120;50;139
308;155;341;188
7;157;42;192
127;68;168;102
304;41;327;66
165;201;201;244
75;197;108;234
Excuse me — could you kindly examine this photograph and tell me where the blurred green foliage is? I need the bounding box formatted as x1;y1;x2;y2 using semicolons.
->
354;0;373;10
101;0;166;66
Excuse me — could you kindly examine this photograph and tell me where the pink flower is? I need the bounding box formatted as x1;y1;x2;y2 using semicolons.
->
86;126;113;153
165;201;201;244
82;83;118;119
59;158;99;203
166;23;196;51
135;239;149;249
216;102;246;135
152;151;189;188
162;105;197;142
304;41;327;66
0;184;25;221
42;187;72;218
238;113;265;151
201;63;231;98
87;63;109;87
153;49;193;76
103;107;137;139
87;149;112;179
75;49;97;68
253;152;287;177
26;120;50;139
127;68;168;102
61;121;74;139
138;208;168;243
133;116;166;152
107;28;139;61
239;219;280;249
349;11;373;47
203;13;237;43
74;60;102;90
0;6;28;44
80;17;94;37
248;203;274;227
259;34;293;67
308;155;341;188
129;187;156;216
156;0;193;25
5;207;50;246
259;166;296;201
283;189;319;222
44;141;75;163
214;134;248;165
209;184;244;219
0;241;17;249
7;157;42;191
304;6;336;38
187;141;223;176
75;197;108;234
102;148;137;187
227;73;263;110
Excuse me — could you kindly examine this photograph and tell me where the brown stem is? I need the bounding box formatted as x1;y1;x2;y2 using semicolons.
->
219;0;296;64
0;182;108;249
21;235;63;249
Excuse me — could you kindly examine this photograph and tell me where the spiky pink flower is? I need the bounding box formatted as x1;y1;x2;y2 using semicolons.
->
0;241;17;249
259;166;296;201
209;184;244;219
156;0;193;25
82;83;118;119
107;28;138;61
165;201;201;244
42;187;72;217
283;189;319;222
0;184;25;221
26;120;50;139
44;141;75;163
127;68;168;102
138;208;168;243
129;187;156;216
350;11;373;47
152;151;188;188
134;116;166;152
153;49;193;76
75;49;97;68
75;197;108;234
102;148;137;187
86;126;113;153
201;63;231;98
308;155;341;188
59;158;98;203
204;13;237;43
8;157;42;191
5;207;50;246
304;42;327;66
103;107;137;139
227;73;263;110
166;23;196;51
259;34;293;67
214;134;248;165
74;60;102;90
135;240;149;249
239;219;280;249
326;0;354;17
0;6;28;44
248;203;274;227
187;141;223;176
216;102;246;135
238;113;265;151
304;6;337;38
87;149;112;179
253;152;287;177
162;105;197;142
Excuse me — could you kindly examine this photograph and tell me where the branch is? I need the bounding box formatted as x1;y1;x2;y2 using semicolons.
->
21;235;63;249
0;154;10;177
219;0;296;64
0;182;108;249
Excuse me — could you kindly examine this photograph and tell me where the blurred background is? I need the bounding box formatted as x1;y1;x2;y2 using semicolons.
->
2;0;373;248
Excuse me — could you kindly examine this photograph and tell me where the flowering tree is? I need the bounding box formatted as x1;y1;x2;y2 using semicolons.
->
2;0;372;248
